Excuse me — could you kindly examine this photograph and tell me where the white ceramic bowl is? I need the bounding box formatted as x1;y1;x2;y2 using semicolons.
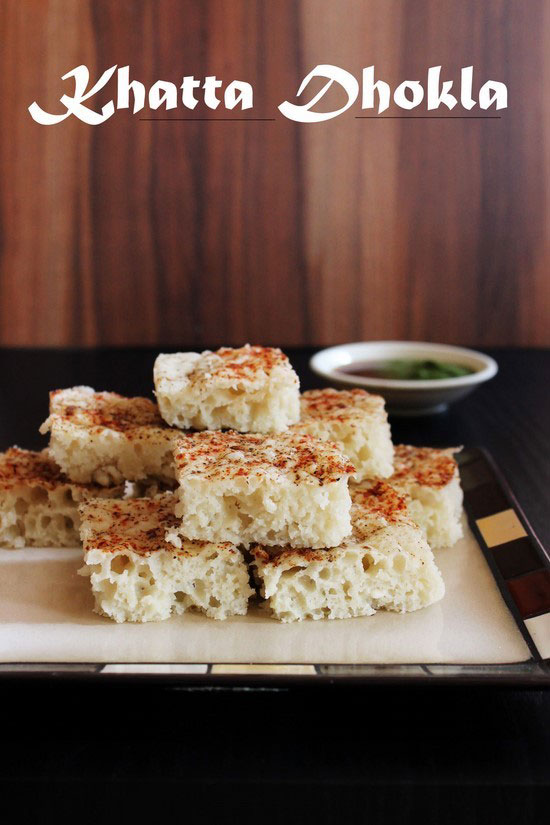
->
310;341;498;416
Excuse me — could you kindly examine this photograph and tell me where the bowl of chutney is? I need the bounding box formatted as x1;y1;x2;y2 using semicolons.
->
310;341;498;416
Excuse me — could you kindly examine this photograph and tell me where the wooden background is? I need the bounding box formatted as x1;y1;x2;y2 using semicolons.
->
0;0;548;348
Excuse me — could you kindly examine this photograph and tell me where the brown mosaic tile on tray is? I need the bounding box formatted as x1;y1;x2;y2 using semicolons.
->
458;448;550;663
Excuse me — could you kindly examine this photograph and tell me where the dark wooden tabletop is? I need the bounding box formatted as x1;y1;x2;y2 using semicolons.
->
0;346;548;814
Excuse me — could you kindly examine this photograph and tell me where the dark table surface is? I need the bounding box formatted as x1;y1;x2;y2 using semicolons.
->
0;346;549;815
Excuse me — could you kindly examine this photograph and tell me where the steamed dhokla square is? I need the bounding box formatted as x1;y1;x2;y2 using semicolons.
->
389;445;463;549
292;388;394;481
40;386;178;486
165;430;355;549
154;345;300;432
79;495;253;623
250;481;445;623
0;447;123;548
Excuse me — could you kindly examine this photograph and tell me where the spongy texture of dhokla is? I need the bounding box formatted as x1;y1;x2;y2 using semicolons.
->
154;345;300;432
40;386;178;486
250;481;445;622
0;447;122;548
292;388;394;481
389;445;463;549
166;430;355;550
79;494;253;623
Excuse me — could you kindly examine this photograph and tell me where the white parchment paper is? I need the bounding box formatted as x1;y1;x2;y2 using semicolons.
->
0;518;530;664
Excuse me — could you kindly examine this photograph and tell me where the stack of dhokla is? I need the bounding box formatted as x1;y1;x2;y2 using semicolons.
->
0;344;464;624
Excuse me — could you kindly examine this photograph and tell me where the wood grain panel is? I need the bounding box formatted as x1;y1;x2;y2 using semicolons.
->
301;0;550;347
0;0;548;347
0;0;98;345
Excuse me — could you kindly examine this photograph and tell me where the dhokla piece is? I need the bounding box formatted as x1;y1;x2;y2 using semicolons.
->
390;445;463;549
250;481;445;623
40;386;178;486
0;447;122;548
79;495;253;623
154;345;300;433
123;477;178;499
292;388;394;482
165;431;355;550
